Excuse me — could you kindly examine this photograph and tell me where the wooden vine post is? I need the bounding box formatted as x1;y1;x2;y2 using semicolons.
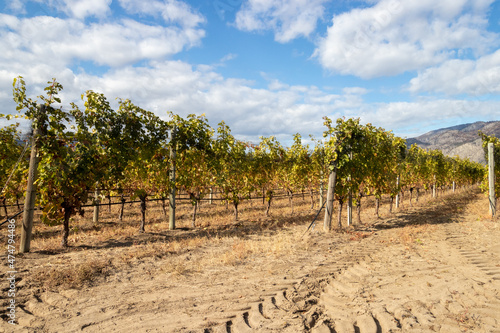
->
323;160;338;231
347;190;352;226
19;104;44;253
93;186;100;224
347;151;353;226
319;170;324;208
395;175;400;208
169;127;176;230
347;146;353;226
432;175;437;198
488;143;496;217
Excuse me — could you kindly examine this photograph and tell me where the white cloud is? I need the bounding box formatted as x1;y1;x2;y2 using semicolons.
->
60;0;112;19
409;49;500;95
268;79;289;90
2;52;499;143
0;13;205;68
5;0;26;13
314;0;497;78
2;1;497;143
0;56;367;143
118;0;205;28
235;0;328;42
364;98;500;137
0;0;206;70
220;53;237;63
343;87;368;95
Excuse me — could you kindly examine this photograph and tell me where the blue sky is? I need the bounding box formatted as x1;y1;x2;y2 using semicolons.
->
1;0;500;145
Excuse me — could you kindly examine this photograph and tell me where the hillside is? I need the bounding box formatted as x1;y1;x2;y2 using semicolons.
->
406;121;500;164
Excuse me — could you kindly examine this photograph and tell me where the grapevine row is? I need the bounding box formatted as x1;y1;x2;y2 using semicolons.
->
0;77;488;247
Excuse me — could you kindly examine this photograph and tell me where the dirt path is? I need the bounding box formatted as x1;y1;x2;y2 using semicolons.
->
2;188;500;332
203;221;500;333
299;222;500;333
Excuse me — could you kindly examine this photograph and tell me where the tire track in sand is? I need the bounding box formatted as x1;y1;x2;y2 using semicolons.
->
203;230;392;332
208;219;500;333
307;222;500;333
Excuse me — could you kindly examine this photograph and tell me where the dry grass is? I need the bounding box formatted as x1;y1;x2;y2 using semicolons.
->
29;259;111;290
12;187;475;253
463;192;498;222
217;239;251;265
214;231;302;266
398;224;436;246
162;256;202;276
22;192;318;253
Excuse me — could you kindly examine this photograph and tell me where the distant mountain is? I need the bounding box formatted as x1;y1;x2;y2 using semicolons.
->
406;121;500;164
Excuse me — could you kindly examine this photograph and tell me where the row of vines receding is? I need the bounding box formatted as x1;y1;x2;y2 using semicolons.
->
0;77;489;247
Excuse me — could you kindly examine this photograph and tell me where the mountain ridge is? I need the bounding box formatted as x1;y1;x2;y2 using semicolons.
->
405;121;500;164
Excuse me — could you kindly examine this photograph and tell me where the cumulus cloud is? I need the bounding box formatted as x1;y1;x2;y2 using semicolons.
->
118;0;205;28
0;0;207;131
94;62;367;141
363;98;500;137
2;0;497;143
0;12;205;68
59;0;112;19
234;0;328;42
0;55;368;143
3;50;499;142
314;0;497;78
5;0;26;13
409;49;500;95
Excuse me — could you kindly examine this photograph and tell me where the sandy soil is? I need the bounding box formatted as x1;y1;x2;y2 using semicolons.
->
1;188;500;332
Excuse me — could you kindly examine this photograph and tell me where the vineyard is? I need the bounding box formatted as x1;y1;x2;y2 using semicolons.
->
1;78;500;332
1;78;494;246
